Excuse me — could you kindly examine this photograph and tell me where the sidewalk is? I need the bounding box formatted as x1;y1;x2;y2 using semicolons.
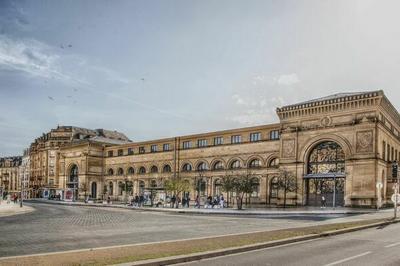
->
0;201;34;217
26;198;383;216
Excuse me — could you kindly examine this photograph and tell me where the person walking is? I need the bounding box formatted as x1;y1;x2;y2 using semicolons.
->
171;195;176;208
186;196;190;208
321;196;326;208
220;194;224;209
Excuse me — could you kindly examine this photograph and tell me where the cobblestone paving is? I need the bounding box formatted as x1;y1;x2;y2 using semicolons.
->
0;203;349;257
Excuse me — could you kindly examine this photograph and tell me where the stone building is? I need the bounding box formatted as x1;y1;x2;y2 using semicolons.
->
29;126;130;198
0;156;22;197
19;149;31;199
56;90;400;208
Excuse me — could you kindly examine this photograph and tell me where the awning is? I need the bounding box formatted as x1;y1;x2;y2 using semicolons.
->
303;173;345;179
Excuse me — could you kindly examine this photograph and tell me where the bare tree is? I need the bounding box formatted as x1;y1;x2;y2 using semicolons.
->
220;174;235;207
277;168;297;208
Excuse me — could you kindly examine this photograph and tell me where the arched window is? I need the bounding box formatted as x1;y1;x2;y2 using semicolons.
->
150;179;157;188
139;167;146;174
197;162;208;171
212;161;224;170
69;165;78;183
268;158;279;167
251;177;260;197
163;164;172;173
150;165;158;173
117;168;124;176
230;160;241;169
182;163;192;172
107;168;114;176
308;141;345;175
109;181;113;196
249;159;261;168
127;167;134;175
214;179;222;195
118;181;124;195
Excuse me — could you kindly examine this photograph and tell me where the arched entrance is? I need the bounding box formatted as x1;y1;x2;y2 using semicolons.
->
91;182;97;199
305;141;345;207
67;164;79;201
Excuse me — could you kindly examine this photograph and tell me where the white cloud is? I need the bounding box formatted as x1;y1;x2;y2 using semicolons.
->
229;109;275;125
232;94;246;105
277;73;300;86
0;35;61;79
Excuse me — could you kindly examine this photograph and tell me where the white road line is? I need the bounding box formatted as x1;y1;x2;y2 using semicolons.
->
385;242;400;248
323;251;372;266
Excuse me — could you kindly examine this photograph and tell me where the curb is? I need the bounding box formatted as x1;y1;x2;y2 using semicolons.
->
25;199;377;216
117;219;399;266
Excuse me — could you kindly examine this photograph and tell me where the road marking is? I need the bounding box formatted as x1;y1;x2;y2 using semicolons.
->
323;251;372;266
385;242;400;248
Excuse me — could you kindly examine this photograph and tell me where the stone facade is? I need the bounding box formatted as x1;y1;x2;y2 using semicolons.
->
3;90;399;208
53;90;400;208
0;156;22;196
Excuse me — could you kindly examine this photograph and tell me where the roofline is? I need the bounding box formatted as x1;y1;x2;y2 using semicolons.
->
112;122;281;148
277;90;383;112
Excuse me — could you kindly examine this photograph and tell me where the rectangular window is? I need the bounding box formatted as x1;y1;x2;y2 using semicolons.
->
118;149;123;156
108;150;114;157
139;146;145;154
197;139;207;147
270;130;280;140
382;141;386;160
231;135;242;144
151;145;158;153
183;141;192;149
387;144;390;161
250;132;261;142
127;148;134;155
163;143;170;151
214;137;223;145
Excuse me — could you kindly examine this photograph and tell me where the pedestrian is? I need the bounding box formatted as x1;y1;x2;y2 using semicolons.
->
182;197;186;208
220;194;224;209
171;195;176;208
321;196;326;208
139;194;144;207
186;196;190;208
176;196;181;209
107;196;111;204
134;194;139;207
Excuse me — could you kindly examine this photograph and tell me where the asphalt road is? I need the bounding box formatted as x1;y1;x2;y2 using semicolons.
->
181;222;400;266
0;203;357;257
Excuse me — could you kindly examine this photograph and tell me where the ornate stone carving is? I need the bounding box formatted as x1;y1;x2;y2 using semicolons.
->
320;116;332;127
282;139;295;158
356;130;373;153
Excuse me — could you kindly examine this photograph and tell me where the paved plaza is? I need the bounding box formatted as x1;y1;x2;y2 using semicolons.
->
0;203;392;258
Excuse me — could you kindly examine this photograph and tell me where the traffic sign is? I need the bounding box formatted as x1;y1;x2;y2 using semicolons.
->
391;193;400;204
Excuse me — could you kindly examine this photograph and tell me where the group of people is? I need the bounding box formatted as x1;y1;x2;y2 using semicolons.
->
203;194;225;209
167;194;190;208
1;193;19;204
129;194;146;207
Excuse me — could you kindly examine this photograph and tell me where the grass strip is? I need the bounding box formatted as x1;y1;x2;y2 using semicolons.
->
0;218;389;266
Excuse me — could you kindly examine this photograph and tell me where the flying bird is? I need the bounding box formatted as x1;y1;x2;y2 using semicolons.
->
48;96;54;101
73;88;78;92
68;44;72;48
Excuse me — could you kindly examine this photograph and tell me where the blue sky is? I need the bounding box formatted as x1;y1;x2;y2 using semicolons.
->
1;0;400;156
